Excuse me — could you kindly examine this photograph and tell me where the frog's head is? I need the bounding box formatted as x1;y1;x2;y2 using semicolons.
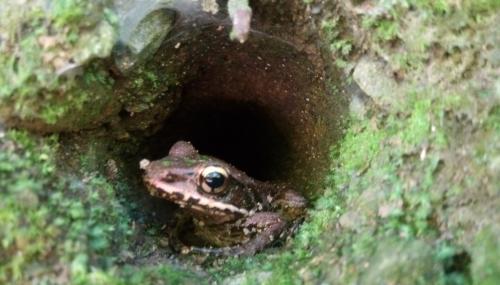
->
140;141;250;223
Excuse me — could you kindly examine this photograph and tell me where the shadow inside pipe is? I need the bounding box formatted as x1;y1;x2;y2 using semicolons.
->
144;96;293;181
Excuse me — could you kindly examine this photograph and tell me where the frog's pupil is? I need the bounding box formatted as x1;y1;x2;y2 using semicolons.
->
204;171;225;188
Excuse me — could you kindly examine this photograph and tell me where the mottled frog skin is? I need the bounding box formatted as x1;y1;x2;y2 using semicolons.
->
140;141;307;256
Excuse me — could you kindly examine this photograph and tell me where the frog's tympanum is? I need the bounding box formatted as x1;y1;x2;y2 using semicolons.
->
140;141;307;256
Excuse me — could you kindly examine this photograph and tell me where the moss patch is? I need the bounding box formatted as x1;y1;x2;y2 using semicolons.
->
470;227;500;284
0;130;203;284
0;0;119;132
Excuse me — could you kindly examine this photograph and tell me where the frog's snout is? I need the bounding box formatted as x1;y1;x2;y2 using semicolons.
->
139;159;151;170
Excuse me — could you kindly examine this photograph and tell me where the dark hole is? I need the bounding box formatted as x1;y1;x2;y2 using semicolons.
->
118;108;130;119
443;250;472;284
143;95;292;181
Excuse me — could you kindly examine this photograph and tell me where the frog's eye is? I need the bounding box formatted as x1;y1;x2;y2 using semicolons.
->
200;166;229;194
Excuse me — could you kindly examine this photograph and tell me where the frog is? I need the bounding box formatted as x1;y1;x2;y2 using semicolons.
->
140;140;307;256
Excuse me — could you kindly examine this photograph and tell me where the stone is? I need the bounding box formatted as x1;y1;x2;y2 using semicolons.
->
352;56;403;109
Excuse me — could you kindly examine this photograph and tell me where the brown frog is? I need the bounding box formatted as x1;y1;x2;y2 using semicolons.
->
140;141;307;256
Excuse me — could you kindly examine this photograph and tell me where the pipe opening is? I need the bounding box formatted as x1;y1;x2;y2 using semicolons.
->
119;5;348;260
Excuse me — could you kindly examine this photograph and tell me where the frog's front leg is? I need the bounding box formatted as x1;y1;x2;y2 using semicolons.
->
237;212;286;255
188;212;286;256
272;189;308;220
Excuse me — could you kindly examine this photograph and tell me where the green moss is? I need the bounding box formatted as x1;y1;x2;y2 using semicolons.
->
120;64;178;114
411;0;450;14
70;265;205;285
359;0;500;75
53;0;87;27
362;18;400;42
471;227;500;285
359;239;443;284
485;105;500;131
320;18;353;68
0;131;123;282
337;120;383;178
0;131;204;284
400;98;432;145
462;0;500;17
37;65;115;125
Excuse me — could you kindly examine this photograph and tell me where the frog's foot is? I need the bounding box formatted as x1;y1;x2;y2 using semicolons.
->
187;212;286;256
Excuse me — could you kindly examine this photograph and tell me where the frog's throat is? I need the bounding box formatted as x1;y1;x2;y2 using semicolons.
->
151;180;249;216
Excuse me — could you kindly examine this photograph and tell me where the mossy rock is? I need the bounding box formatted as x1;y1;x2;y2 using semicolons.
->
470;227;500;284
0;0;180;133
359;239;443;285
0;0;119;132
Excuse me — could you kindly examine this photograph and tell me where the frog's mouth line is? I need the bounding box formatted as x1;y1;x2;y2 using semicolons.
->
150;179;249;216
